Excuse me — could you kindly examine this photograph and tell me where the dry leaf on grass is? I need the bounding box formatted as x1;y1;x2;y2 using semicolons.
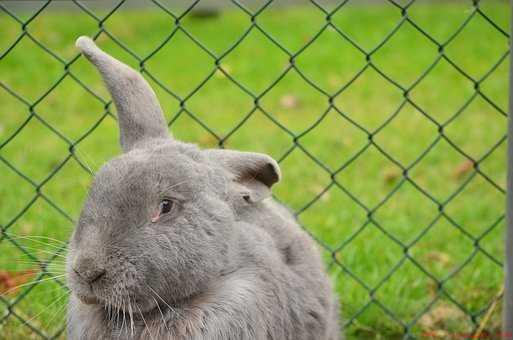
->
383;167;401;184
419;303;465;331
280;94;300;109
453;159;474;179
424;251;451;267
0;269;37;296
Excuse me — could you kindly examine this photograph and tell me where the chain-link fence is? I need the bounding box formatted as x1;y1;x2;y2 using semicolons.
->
0;0;509;338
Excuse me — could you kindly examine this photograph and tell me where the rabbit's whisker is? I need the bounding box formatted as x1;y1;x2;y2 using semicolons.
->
107;297;112;324
3;233;67;245
5;257;66;263
125;292;131;336
25;271;67;277
2;260;66;268
153;295;170;335
119;288;127;333
2;283;67;299
42;292;69;330
115;292;121;330
1;261;66;270
16;290;68;327
10;245;67;259
121;297;127;336
119;289;125;334
127;293;135;337
0;274;67;296
136;301;155;340
0;268;66;277
113;301;117;326
119;294;124;330
146;284;174;313
5;236;67;252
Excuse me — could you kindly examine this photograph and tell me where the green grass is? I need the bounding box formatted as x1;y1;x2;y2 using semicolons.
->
0;1;509;338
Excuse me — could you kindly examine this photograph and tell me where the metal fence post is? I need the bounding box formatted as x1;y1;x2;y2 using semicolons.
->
505;1;513;336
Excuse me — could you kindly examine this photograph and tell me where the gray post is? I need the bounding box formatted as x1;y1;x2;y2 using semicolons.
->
505;1;513;336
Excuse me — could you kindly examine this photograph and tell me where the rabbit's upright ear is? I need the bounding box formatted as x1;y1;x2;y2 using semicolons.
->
205;150;281;203
75;36;170;152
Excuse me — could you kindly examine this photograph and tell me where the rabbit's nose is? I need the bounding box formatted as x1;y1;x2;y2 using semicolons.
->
73;257;106;284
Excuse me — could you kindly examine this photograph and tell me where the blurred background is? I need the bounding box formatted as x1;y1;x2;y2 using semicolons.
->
0;0;509;338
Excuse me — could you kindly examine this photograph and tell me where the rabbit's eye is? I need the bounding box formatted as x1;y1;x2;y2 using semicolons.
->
159;199;173;214
151;199;173;223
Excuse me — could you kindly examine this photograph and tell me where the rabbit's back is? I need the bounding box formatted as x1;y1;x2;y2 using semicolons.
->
232;198;340;339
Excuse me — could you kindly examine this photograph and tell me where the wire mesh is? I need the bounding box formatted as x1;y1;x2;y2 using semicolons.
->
0;0;509;338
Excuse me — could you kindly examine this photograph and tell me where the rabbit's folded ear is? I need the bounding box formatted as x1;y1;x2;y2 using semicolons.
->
205;149;281;203
75;36;170;152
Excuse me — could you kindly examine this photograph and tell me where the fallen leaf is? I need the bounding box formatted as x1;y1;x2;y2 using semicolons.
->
280;94;300;109
427;280;438;299
419;303;465;331
420;329;449;339
453;159;474;179
383;167;401;184
424;251;451;267
0;269;37;296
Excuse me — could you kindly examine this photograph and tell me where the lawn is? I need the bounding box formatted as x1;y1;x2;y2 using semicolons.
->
0;1;510;339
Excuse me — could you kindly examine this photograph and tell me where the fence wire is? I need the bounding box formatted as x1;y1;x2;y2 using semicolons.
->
0;0;509;338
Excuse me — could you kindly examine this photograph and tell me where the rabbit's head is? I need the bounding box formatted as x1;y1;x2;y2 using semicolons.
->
67;37;280;313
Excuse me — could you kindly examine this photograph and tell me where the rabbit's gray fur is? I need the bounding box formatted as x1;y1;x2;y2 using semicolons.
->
67;36;340;340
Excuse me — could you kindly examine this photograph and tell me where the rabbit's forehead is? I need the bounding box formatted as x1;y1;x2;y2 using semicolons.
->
94;149;204;192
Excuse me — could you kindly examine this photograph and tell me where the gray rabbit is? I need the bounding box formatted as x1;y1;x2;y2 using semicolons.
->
67;36;340;340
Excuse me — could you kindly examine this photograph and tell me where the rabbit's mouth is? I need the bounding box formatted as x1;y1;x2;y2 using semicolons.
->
75;291;101;305
68;275;102;305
